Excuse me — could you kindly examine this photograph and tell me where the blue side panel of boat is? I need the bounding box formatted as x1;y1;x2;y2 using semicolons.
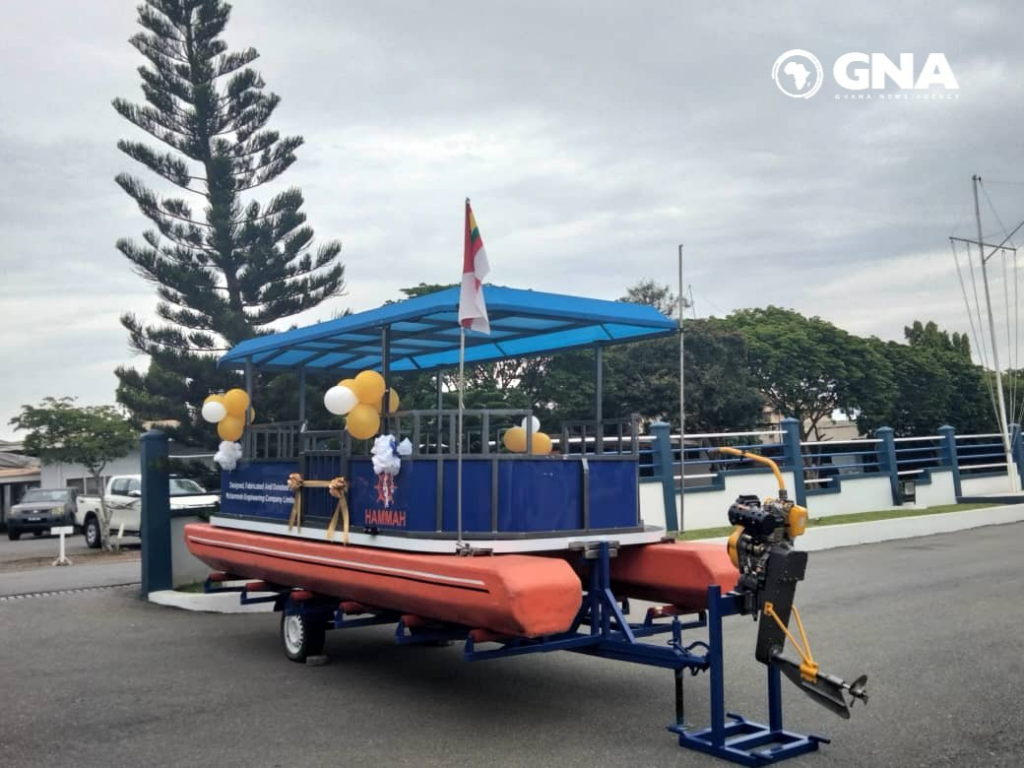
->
441;461;498;533
496;460;582;532
218;456;639;534
220;461;299;521
588;461;639;529
349;458;438;531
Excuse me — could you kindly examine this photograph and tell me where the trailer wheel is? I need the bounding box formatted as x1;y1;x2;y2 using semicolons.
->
281;612;326;663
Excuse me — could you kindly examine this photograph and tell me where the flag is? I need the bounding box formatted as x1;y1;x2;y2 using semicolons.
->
459;199;490;334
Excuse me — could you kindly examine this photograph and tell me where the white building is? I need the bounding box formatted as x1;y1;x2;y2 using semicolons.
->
0;452;41;527
39;442;215;495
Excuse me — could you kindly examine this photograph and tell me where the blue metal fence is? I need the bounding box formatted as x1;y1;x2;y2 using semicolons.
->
954;433;1009;478
800;436;883;497
648;421;1020;512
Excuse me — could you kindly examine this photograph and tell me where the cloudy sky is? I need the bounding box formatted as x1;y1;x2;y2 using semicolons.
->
2;0;1023;438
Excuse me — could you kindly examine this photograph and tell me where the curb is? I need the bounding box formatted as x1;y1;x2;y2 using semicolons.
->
698;503;1024;550
148;585;276;613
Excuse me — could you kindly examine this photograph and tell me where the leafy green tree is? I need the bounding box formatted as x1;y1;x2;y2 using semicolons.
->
720;307;895;441
680;319;766;433
857;340;953;436
113;0;345;445
904;320;972;360
522;283;763;434
10;398;137;550
622;279;681;318
902;320;994;434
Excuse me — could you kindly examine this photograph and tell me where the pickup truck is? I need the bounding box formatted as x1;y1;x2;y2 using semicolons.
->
76;475;220;548
7;488;79;540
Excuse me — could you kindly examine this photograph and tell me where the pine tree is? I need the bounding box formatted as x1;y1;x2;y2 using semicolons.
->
113;0;344;443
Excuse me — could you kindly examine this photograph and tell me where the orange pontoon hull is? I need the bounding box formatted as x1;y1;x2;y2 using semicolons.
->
184;525;738;637
184;523;582;638
607;541;739;610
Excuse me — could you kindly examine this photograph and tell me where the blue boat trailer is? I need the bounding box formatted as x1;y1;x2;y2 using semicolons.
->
206;540;828;766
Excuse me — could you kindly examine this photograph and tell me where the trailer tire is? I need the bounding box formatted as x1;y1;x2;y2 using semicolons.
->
281;612;326;663
84;516;101;549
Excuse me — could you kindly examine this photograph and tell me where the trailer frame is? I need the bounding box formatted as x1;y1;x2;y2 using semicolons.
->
205;540;826;765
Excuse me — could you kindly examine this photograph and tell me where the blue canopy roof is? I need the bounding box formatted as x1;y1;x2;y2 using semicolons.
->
219;285;677;375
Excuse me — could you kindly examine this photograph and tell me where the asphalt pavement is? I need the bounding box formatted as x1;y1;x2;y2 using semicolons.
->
0;529;96;565
0;532;140;596
1;524;1023;767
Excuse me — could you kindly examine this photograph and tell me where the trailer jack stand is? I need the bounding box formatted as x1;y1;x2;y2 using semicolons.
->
667;586;828;766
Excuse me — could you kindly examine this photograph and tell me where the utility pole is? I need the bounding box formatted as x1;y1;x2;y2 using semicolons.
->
678;244;685;532
973;174;1019;493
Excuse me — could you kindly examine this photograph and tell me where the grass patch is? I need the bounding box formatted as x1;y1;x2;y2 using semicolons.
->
174;581;207;593
677;502;998;540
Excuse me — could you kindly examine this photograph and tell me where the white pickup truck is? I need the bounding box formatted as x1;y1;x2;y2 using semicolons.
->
76;475;220;548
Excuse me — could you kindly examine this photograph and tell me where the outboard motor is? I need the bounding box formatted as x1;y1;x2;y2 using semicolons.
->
718;447;869;719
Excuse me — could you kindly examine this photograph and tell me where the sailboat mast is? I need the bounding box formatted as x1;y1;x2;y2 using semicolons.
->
973;174;1018;492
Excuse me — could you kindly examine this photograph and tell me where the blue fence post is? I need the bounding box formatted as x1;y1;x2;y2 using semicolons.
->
140;430;171;597
875;426;900;505
780;418;806;508
938;425;961;500
651;421;679;532
1011;424;1024;488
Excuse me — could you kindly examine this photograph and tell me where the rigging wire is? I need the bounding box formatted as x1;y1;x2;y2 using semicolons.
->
951;239;999;417
965;239;993;371
981;179;1023;426
1001;247;1015;421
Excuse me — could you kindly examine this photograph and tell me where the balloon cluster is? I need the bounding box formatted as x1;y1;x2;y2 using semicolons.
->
324;370;401;440
502;416;553;455
201;388;254;442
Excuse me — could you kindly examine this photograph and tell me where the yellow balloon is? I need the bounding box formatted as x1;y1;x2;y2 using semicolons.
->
503;426;527;453
338;378;356;389
217;415;245;442
223;388;250;416
204;394;225;406
346;403;381;440
248;407;256;424
530;432;553;455
352;370;386;406
376;388;401;414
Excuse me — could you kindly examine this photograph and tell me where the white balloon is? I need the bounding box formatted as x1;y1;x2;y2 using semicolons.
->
201;400;227;423
521;415;541;433
324;385;358;416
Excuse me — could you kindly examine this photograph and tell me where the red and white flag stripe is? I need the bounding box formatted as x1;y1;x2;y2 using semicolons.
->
459;199;490;334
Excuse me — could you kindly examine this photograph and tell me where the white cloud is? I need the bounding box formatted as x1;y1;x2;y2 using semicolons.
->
2;0;1023;438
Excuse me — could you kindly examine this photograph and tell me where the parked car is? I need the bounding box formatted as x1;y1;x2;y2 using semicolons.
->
7;488;79;541
76;475;220;548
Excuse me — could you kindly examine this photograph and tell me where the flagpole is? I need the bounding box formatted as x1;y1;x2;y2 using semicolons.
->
678;244;685;534
456;325;466;549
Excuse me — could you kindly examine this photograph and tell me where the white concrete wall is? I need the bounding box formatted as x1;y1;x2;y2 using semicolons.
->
640;468;964;532
961;469;1018;497
805;475;895;517
641;470;797;531
912;470;956;508
638;483;667;530
170;515;212;587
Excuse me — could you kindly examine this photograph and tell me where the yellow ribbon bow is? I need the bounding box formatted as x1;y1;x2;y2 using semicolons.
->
286;473;350;545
